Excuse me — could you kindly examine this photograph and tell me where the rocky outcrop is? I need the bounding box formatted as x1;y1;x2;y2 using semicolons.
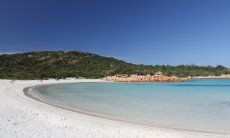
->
190;74;230;79
104;74;181;82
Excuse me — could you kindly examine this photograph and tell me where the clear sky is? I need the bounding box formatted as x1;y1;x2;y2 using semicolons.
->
0;0;230;66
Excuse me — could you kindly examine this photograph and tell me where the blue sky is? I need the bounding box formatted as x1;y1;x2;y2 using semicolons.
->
0;0;230;66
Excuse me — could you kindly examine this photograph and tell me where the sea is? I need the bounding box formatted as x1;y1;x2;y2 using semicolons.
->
32;79;230;134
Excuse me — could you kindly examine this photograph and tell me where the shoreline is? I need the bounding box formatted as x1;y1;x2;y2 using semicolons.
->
0;79;229;137
103;74;230;82
25;82;230;135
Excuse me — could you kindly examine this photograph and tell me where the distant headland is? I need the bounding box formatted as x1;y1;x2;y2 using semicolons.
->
0;51;229;80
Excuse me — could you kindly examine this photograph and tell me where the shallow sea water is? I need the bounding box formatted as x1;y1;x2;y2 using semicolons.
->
33;79;230;134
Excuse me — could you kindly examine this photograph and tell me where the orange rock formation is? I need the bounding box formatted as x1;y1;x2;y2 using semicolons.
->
104;74;181;82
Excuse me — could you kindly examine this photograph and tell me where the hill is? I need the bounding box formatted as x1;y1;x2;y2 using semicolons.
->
0;51;229;79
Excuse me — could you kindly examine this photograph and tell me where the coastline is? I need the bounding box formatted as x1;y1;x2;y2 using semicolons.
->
188;74;230;79
0;79;229;138
103;74;230;83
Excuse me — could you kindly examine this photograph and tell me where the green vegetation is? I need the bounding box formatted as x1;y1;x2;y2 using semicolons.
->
0;51;229;79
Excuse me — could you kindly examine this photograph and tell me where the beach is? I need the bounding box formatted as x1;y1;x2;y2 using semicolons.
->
0;79;229;138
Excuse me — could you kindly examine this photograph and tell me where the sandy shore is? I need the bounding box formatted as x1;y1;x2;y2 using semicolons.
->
0;79;229;138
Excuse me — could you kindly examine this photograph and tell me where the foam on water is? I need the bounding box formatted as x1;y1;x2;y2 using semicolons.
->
32;79;230;134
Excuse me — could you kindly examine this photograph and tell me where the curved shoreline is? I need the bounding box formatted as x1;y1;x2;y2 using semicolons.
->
1;79;229;138
24;82;230;136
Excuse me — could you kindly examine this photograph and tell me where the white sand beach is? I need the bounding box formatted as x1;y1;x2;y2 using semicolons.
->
0;79;229;138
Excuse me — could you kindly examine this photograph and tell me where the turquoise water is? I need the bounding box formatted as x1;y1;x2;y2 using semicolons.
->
33;79;230;134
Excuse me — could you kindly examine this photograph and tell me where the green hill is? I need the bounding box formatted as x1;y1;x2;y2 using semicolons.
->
0;51;228;79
